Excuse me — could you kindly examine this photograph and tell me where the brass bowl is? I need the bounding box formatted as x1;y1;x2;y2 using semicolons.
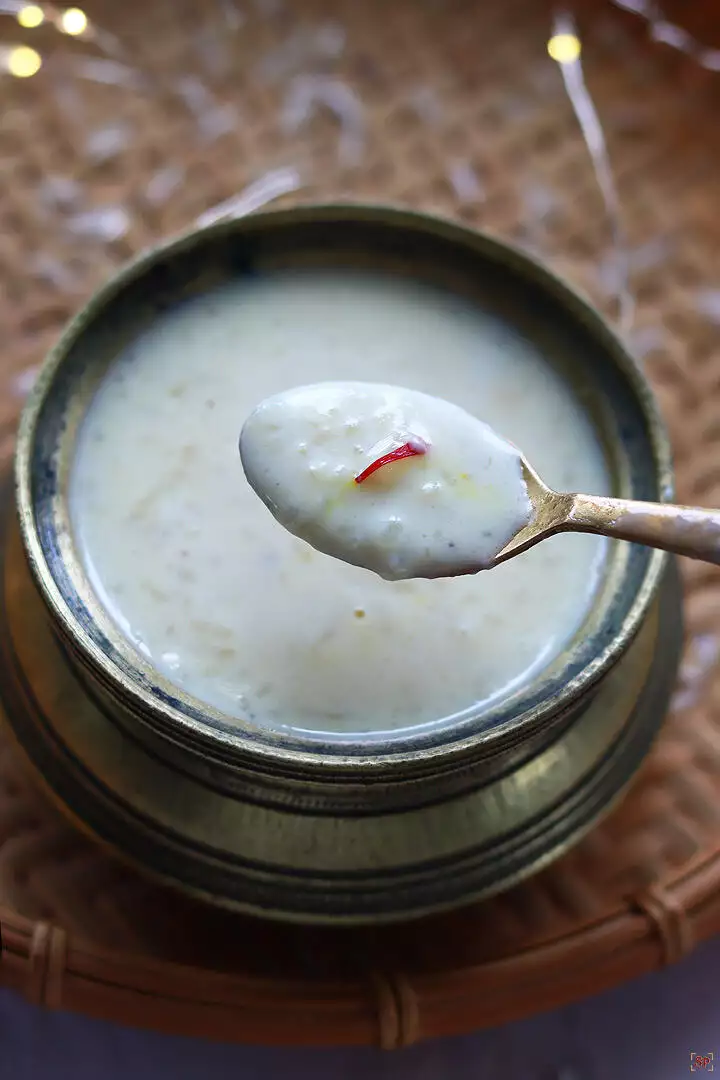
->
8;205;682;922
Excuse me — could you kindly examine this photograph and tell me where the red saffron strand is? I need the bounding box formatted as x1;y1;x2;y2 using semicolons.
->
354;439;428;485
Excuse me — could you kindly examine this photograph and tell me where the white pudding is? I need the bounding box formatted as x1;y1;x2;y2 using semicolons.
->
69;269;609;736
240;381;532;580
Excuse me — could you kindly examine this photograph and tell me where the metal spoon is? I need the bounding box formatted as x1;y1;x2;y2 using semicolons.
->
490;458;720;569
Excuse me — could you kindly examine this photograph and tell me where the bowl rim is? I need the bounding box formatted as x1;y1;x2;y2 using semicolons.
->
14;201;672;775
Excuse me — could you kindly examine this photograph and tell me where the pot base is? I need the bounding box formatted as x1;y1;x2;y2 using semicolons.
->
0;511;683;925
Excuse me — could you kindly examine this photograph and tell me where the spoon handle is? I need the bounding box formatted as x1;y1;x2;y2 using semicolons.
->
568;494;720;565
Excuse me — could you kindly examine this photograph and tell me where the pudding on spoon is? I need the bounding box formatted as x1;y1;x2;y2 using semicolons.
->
241;380;720;578
239;381;533;580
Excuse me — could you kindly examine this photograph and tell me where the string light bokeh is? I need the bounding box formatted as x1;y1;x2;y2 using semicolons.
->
16;4;44;29
1;4;88;78
547;32;582;64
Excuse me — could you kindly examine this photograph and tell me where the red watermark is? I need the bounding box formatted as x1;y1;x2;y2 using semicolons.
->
690;1052;715;1072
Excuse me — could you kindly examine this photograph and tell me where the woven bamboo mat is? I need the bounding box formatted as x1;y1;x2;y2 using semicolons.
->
0;0;719;1047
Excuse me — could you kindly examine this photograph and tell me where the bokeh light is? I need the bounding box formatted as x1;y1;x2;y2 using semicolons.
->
7;45;42;78
17;5;45;29
547;33;581;65
59;7;87;36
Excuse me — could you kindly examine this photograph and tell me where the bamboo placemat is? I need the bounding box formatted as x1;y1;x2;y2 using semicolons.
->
0;0;719;1046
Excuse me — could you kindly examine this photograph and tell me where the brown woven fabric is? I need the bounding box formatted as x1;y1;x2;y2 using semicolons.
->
0;0;718;1046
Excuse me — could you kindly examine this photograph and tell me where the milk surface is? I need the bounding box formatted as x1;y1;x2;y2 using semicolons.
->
70;270;609;735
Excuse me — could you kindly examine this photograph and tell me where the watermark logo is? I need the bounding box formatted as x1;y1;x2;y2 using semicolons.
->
690;1052;715;1072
